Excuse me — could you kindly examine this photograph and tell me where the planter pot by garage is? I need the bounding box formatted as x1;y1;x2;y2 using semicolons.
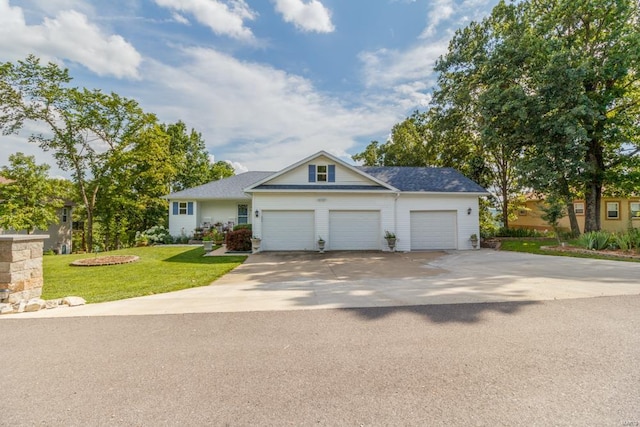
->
203;240;213;252
385;237;396;252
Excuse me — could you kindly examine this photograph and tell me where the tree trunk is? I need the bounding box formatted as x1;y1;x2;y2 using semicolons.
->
565;201;581;237
584;182;602;232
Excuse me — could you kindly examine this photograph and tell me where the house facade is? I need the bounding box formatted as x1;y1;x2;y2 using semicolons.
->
511;197;640;233
165;151;488;252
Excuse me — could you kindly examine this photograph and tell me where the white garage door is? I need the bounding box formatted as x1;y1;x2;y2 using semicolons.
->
410;211;457;250
329;211;381;250
262;211;315;251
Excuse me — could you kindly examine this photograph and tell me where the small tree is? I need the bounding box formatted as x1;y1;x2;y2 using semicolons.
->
0;153;68;233
540;195;567;245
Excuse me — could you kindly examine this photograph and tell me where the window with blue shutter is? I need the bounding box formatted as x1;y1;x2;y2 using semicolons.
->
173;202;179;215
308;164;316;182
187;202;194;215
328;164;335;182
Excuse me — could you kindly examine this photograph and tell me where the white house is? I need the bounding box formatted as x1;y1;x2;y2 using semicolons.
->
164;151;488;252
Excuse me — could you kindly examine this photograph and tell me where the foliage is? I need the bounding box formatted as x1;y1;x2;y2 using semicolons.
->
135;225;173;246
41;246;246;303
577;231;611;251
0;153;71;233
233;224;252;231
540;196;567;244
1;56;234;251
499;238;640;262
226;229;252;251
494;227;547;238
384;230;396;239
577;229;640;252
164;121;234;192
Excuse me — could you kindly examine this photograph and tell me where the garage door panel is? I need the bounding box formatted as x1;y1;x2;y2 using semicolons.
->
410;211;457;250
262;211;315;251
329;211;380;250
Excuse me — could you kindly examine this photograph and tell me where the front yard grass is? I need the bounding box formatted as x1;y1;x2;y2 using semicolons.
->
499;239;640;262
42;246;247;303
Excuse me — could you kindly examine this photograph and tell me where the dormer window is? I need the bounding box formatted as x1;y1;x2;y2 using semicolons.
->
308;164;336;183
317;165;327;182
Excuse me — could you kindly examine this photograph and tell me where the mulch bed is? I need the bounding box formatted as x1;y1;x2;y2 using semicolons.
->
540;245;640;260
70;255;140;267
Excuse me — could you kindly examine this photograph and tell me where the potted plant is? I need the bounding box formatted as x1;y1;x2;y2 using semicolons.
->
470;233;479;249
384;231;396;252
202;234;213;252
317;236;325;253
251;236;262;253
212;229;225;245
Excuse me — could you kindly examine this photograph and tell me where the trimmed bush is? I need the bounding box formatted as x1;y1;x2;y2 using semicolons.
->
226;229;252;251
233;224;252;231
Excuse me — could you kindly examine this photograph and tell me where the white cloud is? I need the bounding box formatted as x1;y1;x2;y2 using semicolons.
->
154;0;256;41
273;0;334;33
420;0;455;38
0;0;141;78
359;38;449;90
137;47;398;170
171;12;190;25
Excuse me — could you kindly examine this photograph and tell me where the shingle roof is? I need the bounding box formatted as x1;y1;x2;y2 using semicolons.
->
358;166;488;193
164;166;487;199
164;171;275;199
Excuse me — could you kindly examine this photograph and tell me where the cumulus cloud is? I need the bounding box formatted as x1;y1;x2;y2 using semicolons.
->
154;0;256;41
0;0;141;78
171;12;190;25
138;47;397;170
420;0;455;38
273;0;334;33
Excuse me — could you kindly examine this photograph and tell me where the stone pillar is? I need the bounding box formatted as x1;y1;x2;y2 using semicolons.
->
0;235;49;304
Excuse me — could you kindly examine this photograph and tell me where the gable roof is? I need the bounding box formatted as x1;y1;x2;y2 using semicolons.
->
163;171;274;200
163;160;488;200
244;150;398;192
359;166;488;194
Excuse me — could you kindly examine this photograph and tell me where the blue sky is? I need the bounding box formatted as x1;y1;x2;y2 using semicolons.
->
0;0;499;176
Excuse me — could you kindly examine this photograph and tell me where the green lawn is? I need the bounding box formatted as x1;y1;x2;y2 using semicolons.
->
42;246;247;303
499;239;640;262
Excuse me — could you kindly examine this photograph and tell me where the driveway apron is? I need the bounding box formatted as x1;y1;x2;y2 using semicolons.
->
5;250;640;318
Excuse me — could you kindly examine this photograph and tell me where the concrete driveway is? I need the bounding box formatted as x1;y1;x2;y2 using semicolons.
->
7;249;640;318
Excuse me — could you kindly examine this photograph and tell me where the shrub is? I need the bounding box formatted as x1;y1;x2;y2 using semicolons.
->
495;227;546;238
136;225;173;245
578;231;611;250
233;224;252;231
226;229;252;251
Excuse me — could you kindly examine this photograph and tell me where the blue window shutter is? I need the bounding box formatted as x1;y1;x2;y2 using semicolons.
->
308;164;316;182
328;165;335;182
172;202;178;215
187;202;194;215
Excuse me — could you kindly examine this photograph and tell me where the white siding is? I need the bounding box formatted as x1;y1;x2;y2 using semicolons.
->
168;200;197;238
266;155;379;186
410;211;457;250
262;211;315;251
396;194;480;252
253;193;395;251
329;211;381;250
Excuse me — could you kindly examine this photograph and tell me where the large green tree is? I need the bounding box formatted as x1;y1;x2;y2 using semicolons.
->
163;121;234;192
431;0;639;233
0;153;69;233
0;55;156;249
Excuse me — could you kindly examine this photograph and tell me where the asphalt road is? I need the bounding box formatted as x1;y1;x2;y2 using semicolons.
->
3;296;640;426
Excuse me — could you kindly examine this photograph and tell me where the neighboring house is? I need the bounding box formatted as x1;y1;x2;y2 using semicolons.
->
511;195;640;233
0;176;74;254
164;151;488;252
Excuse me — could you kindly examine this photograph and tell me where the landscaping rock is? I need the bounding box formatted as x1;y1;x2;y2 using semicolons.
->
45;299;61;309
0;303;14;315
25;298;46;312
16;300;26;313
62;296;86;307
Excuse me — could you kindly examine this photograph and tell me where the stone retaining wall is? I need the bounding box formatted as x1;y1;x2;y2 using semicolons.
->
0;235;48;304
